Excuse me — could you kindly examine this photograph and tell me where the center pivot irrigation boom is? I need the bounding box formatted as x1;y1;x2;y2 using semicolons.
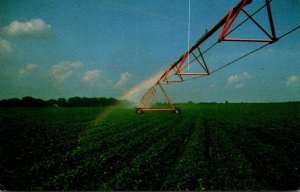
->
135;0;278;114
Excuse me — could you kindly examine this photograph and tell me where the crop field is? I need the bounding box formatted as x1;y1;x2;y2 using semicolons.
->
0;103;299;190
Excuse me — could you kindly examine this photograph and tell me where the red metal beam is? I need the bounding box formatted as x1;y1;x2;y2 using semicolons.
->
136;0;254;113
172;0;252;68
158;83;175;109
160;0;253;83
136;0;285;113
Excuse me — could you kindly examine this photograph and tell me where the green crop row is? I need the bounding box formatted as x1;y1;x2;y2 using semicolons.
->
41;112;180;190
0;103;299;190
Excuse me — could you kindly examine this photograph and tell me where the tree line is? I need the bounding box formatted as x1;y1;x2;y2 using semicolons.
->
0;96;122;107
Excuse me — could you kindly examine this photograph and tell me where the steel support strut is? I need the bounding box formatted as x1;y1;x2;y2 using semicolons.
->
136;0;278;113
136;82;178;113
162;0;252;82
220;0;277;43
265;0;277;41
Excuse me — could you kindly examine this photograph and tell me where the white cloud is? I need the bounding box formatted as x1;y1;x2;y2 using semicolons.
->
82;69;101;81
235;82;245;89
49;61;82;82
267;48;275;54
228;72;251;83
0;37;12;53
228;72;252;88
287;75;300;86
19;63;37;75
209;84;216;88
4;18;51;36
115;72;131;88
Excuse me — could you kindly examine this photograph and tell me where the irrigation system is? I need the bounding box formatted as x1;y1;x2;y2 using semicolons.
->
135;0;299;114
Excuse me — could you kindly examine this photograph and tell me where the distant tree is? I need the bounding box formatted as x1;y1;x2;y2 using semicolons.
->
68;97;81;107
46;99;57;106
8;98;23;107
0;96;120;107
0;98;22;107
57;98;67;107
21;96;45;107
0;96;47;107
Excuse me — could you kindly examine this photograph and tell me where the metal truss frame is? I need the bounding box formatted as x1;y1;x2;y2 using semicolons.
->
135;0;277;113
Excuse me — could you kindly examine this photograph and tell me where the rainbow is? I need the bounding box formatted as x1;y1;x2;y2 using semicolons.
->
92;69;163;123
76;69;164;145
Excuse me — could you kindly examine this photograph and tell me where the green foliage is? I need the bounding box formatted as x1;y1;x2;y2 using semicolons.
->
0;103;299;190
0;96;120;107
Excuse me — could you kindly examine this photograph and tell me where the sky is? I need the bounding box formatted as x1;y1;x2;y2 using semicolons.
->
0;0;300;103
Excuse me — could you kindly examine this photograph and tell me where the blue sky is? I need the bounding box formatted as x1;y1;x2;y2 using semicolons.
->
0;0;299;102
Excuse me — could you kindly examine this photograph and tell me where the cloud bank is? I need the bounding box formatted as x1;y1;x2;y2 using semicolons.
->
82;69;101;81
19;64;37;75
228;72;252;88
4;18;51;37
115;72;131;88
0;37;12;53
49;61;82;82
287;75;300;86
